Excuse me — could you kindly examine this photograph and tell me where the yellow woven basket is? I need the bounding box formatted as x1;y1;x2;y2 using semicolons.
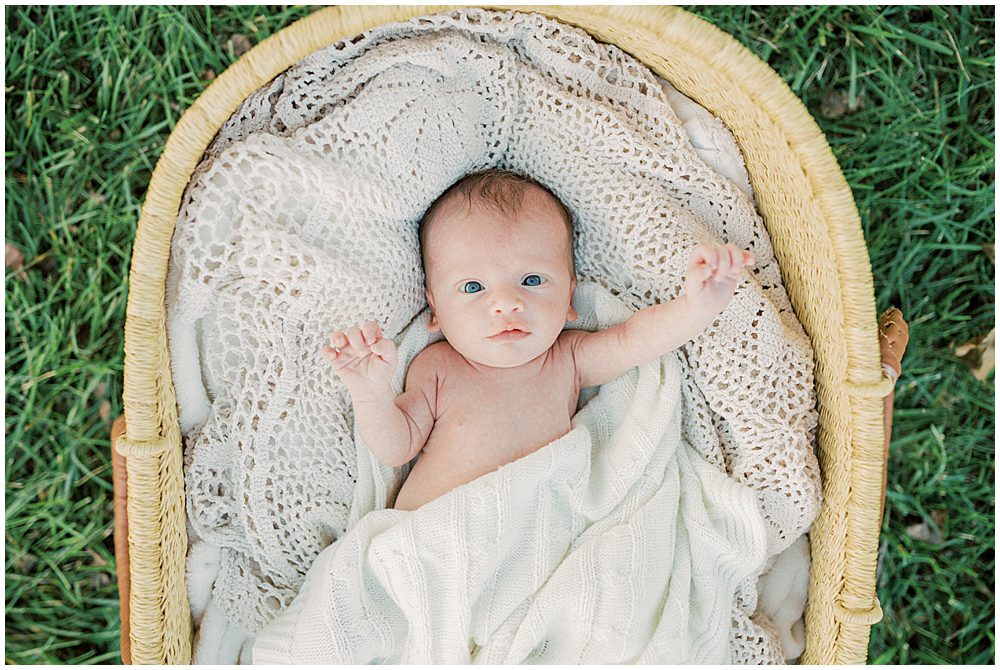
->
117;5;892;664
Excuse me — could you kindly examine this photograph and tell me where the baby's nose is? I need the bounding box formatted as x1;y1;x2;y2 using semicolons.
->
491;290;524;314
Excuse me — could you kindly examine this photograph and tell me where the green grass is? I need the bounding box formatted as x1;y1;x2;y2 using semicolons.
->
5;5;994;665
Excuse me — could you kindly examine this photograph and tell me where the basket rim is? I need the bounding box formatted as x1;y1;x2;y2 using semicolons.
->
122;5;887;663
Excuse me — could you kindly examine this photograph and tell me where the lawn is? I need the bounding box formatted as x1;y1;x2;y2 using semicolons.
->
5;5;994;664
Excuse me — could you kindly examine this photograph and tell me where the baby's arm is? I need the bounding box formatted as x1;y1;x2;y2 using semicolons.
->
573;243;755;388
323;321;436;467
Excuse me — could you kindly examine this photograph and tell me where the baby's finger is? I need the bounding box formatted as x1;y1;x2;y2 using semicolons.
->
704;246;719;270
329;331;348;350
322;346;343;367
730;245;746;274
361;320;380;346
690;260;713;284
345;325;367;354
689;243;713;270
742;250;756;267
370;337;396;361
716;246;732;276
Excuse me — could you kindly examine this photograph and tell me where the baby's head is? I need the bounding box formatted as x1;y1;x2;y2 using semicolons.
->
419;169;577;369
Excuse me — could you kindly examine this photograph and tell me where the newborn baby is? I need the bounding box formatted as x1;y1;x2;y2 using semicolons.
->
324;170;754;510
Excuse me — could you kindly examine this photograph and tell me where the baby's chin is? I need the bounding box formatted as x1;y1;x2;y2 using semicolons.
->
471;353;542;369
456;337;555;369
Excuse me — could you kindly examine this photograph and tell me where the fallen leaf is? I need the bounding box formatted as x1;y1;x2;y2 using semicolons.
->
87;547;108;568
229;33;253;58
819;88;865;119
953;328;995;381
100;401;112;423
5;243;26;281
201;69;217;82
906;520;944;545
11;552;36;573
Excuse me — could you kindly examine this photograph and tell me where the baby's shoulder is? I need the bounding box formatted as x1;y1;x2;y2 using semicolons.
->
555;328;591;366
557;328;589;351
409;340;456;374
403;342;452;395
411;340;449;362
558;328;589;341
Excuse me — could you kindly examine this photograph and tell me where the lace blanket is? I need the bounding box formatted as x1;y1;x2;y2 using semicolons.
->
166;8;820;664
252;284;769;664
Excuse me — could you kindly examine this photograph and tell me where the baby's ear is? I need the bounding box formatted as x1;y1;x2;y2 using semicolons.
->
566;277;579;323
425;289;440;332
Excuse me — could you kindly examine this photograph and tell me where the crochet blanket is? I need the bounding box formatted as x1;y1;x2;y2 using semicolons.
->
167;8;821;664
252;284;769;664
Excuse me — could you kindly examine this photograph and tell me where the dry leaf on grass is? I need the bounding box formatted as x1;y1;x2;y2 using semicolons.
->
953;328;995;381
229;34;253;58
819;88;865;119
5;243;26;281
906;510;948;545
11;552;36;573
87;547;108;568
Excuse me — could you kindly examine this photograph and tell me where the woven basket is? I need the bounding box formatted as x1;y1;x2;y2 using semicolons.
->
116;5;893;664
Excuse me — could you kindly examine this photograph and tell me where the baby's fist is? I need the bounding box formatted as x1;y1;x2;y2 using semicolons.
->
323;320;398;392
685;243;755;315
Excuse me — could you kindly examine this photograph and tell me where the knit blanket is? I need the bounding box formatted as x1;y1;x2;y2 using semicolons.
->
167;8;821;664
252;283;768;664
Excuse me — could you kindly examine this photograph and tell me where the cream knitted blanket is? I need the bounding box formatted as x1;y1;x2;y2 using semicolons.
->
167;8;820;664
253;284;768;664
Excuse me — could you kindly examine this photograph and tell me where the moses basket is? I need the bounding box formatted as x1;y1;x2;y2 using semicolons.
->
114;5;894;665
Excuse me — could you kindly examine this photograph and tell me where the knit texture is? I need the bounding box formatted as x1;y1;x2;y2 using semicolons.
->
165;8;820;663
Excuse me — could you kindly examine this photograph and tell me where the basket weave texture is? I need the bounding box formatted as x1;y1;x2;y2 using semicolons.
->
118;5;890;664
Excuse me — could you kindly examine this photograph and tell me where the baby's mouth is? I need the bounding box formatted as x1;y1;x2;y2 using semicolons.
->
489;328;531;341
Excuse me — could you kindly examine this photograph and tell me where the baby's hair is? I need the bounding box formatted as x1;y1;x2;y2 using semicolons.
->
419;168;575;273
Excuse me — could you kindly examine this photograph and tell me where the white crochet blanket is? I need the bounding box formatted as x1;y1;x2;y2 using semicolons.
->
167;8;820;664
253;284;768;664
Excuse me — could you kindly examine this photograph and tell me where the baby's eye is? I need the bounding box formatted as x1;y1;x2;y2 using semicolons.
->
522;274;545;287
462;281;484;294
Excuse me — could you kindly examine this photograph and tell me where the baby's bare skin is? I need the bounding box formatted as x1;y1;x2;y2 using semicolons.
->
393;335;580;510
324;180;754;511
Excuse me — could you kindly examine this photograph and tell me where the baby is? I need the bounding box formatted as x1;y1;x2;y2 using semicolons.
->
324;170;754;511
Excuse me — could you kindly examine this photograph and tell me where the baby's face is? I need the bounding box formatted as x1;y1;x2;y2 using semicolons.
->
423;187;577;369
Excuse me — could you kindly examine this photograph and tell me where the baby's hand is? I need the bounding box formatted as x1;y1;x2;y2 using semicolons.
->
323;320;398;394
685;243;755;316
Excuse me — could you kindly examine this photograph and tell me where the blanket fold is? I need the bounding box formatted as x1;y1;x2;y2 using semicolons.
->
253;284;769;664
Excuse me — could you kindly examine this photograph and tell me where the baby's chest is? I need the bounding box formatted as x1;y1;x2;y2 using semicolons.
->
429;363;579;462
